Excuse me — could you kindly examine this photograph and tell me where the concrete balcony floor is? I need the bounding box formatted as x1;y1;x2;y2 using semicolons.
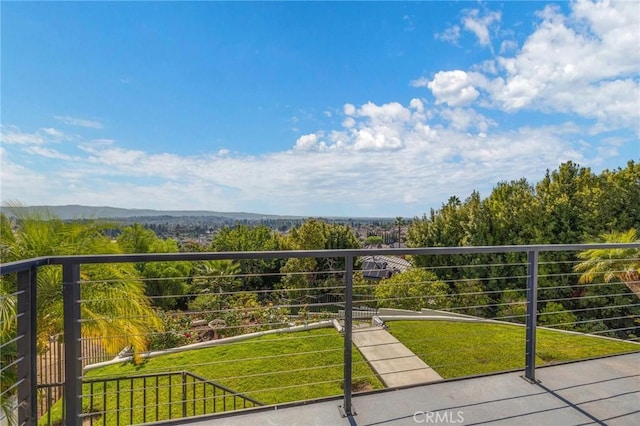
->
181;352;640;426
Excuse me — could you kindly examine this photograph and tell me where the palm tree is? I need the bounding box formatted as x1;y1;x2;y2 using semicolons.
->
574;229;640;296
188;260;242;332
0;208;160;359
394;216;405;247
191;260;241;294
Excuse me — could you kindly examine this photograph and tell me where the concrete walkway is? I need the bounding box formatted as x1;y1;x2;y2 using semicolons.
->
351;326;442;387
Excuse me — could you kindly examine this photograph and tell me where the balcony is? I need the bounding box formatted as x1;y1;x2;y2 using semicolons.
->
1;244;639;425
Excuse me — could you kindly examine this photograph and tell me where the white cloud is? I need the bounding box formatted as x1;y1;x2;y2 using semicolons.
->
0;125;79;166
435;25;461;45
0;148;51;202
352;129;403;151
438;108;495;133
409;98;424;113
23;146;74;160
342;117;356;129
410;77;430;88
425;1;640;134
0;126;45;145
479;0;640;130
472;60;498;75
294;134;322;151
462;9;501;47
40;127;67;139
54;115;103;129
499;40;517;54
428;71;480;107
436;8;500;48
343;103;356;116
357;102;411;123
79;143;147;167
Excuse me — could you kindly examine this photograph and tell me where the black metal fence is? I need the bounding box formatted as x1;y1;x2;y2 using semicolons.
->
82;371;262;425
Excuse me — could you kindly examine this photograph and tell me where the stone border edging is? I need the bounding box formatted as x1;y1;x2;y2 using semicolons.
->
84;320;335;372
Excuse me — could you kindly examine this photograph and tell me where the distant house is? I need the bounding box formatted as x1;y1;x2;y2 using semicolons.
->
361;255;411;281
388;242;407;249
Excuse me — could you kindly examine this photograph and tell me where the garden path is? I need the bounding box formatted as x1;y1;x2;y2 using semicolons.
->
351;325;442;387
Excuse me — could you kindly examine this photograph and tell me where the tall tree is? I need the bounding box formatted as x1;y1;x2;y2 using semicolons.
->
116;223;157;253
460;191;492;247
598;161;640;232
484;178;540;245
280;219;360;291
374;268;450;311
118;227;192;309
536;161;593;243
140;238;192;310
394;216;405;246
408;195;486;282
211;225;282;291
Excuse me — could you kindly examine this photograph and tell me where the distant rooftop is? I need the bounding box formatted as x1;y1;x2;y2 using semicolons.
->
361;255;411;280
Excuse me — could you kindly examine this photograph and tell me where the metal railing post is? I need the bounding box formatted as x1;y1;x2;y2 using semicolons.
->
340;255;355;417
182;371;187;418
17;266;38;425
63;263;82;426
525;250;539;382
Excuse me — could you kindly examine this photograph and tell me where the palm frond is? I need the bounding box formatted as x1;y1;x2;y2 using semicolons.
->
574;229;640;295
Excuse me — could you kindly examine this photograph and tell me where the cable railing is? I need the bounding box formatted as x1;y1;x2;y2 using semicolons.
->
1;243;639;426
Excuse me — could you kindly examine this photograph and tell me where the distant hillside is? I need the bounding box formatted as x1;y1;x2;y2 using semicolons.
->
1;205;302;221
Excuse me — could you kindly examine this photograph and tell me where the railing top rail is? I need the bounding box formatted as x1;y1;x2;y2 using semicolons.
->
82;371;188;382
0;256;51;274
183;371;263;405
82;370;264;406
1;243;638;273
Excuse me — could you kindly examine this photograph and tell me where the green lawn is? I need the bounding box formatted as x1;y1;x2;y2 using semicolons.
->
41;321;639;425
387;321;639;378
42;328;382;425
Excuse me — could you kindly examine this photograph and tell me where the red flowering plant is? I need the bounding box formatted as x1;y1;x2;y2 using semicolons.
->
148;310;198;350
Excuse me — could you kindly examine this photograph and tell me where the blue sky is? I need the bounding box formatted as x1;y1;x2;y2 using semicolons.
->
1;1;639;218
